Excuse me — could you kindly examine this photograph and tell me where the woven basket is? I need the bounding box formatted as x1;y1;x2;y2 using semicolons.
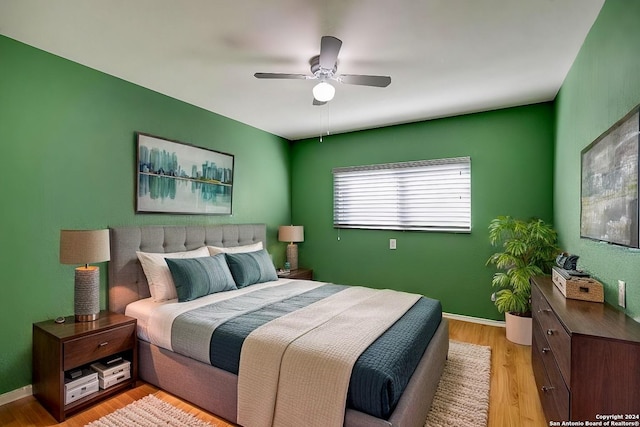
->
552;268;604;303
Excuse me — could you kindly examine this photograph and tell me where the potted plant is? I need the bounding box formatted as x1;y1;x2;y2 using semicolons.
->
486;216;558;345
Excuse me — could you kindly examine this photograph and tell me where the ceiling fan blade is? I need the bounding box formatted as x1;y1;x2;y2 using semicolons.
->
313;98;327;106
254;73;308;79
319;36;342;70
339;74;391;87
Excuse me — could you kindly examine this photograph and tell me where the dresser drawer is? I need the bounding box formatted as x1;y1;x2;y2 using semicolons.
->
532;320;570;421
64;323;135;370
532;285;571;383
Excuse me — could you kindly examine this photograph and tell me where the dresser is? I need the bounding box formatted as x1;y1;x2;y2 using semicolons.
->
531;276;640;422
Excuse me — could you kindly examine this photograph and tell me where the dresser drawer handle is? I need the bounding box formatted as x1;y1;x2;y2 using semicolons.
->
541;385;555;392
98;341;109;347
542;347;551;353
538;308;552;313
546;329;555;335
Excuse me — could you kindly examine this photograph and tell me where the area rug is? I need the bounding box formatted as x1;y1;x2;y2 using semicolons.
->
425;340;492;427
85;394;215;427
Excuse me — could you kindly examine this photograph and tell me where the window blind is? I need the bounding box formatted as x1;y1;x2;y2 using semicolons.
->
333;157;471;232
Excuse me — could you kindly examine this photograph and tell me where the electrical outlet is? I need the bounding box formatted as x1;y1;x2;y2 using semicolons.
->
618;280;626;308
389;239;396;250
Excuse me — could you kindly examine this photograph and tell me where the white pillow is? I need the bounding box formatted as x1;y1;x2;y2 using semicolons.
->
207;241;263;256
136;247;210;302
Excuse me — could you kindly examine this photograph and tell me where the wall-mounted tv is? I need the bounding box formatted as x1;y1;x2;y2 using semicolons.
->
581;105;639;248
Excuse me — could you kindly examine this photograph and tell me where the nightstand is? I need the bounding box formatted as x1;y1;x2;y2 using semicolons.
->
278;268;313;280
32;311;138;421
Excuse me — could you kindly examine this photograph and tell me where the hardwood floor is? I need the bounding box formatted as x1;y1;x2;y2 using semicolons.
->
448;318;546;427
0;319;546;427
0;384;234;427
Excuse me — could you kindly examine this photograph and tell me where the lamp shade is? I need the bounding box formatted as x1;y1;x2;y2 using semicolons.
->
60;229;111;265
278;225;304;243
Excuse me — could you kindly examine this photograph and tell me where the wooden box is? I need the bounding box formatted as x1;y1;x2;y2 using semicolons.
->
551;267;604;303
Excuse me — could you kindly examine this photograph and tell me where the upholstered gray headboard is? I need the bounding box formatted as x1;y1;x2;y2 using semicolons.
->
108;224;267;314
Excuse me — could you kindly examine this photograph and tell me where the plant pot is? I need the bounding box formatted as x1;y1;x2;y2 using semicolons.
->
505;312;532;345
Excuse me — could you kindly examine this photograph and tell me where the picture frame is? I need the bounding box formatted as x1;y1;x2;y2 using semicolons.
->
136;132;234;215
580;104;639;248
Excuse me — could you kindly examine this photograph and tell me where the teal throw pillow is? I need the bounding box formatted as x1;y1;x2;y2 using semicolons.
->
166;254;237;302
225;249;278;288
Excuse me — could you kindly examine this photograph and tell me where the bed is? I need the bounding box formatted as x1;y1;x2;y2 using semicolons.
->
108;224;448;427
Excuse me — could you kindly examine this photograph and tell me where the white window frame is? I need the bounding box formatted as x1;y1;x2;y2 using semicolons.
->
333;157;471;232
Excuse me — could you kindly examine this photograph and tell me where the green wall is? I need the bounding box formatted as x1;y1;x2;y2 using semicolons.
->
0;35;291;394
291;104;555;320
6;0;637;398
554;0;640;320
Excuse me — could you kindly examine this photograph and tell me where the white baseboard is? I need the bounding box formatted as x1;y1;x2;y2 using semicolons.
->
0;384;32;406
443;312;505;328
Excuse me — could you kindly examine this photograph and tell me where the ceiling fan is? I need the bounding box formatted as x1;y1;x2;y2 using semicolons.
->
254;36;391;106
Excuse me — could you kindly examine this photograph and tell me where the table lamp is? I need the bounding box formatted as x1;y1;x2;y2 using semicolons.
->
278;225;304;270
60;229;110;322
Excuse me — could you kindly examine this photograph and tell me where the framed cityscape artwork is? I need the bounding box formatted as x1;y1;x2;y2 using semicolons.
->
136;132;234;215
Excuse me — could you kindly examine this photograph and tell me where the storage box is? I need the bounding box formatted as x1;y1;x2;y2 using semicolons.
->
91;358;131;389
90;359;130;378
64;369;97;392
98;369;131;389
64;373;99;404
552;267;604;303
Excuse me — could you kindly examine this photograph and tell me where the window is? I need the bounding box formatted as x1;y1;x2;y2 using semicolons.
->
333;157;471;232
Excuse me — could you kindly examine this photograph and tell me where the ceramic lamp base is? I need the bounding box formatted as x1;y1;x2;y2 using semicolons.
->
286;243;299;270
74;266;100;322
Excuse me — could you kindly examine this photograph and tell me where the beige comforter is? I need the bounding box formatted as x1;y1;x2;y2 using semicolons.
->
237;286;420;427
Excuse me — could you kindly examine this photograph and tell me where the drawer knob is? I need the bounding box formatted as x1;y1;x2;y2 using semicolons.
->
542;347;551;353
98;341;109;347
541;385;555;392
538;308;551;313
546;329;555;335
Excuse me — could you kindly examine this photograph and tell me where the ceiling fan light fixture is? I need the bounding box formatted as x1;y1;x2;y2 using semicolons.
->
255;36;391;106
313;81;335;102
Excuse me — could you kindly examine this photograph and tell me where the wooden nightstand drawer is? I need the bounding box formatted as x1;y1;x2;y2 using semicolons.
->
64;323;135;370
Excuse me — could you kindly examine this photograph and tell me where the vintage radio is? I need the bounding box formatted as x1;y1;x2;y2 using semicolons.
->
551;266;604;303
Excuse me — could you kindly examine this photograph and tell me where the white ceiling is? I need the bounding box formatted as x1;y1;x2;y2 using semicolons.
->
0;0;604;141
